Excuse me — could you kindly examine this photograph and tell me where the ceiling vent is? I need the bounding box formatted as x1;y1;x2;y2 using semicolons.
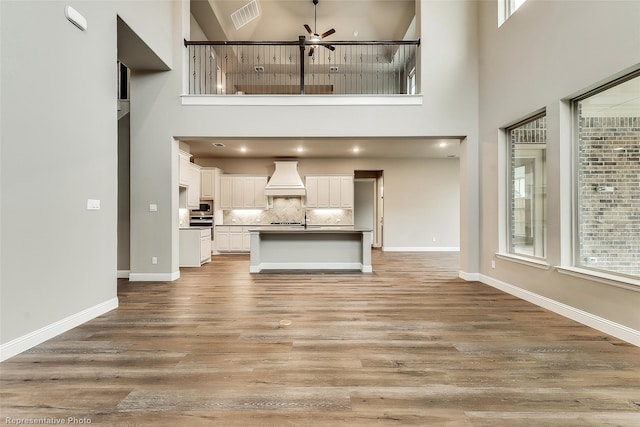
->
231;0;260;30
212;142;226;148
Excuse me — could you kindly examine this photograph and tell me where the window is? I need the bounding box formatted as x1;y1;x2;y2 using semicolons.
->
499;0;527;26
574;72;640;278
507;113;547;258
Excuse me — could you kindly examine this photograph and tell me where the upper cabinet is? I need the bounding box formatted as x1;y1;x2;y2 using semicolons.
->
305;175;353;209
220;175;267;209
178;150;201;209
200;167;221;200
178;150;191;187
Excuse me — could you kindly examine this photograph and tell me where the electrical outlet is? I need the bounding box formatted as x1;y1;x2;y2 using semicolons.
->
151;256;158;265
491;260;496;269
432;237;437;242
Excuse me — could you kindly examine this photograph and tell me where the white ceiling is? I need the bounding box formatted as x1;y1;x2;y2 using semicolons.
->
191;0;416;42
180;136;462;159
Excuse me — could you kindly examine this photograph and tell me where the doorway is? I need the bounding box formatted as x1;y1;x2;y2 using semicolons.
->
354;170;383;248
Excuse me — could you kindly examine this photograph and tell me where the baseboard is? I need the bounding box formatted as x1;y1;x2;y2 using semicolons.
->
251;262;365;273
0;297;119;362
383;246;460;252
459;271;480;281
480;274;640;347
128;271;180;282
117;270;130;279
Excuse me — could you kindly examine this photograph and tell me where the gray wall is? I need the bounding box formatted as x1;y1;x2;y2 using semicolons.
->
0;0;174;350
478;0;640;331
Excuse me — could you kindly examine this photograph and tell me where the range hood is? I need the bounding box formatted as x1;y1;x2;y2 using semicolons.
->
264;161;306;196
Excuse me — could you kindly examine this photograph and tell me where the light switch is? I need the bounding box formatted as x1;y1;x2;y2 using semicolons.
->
149;204;158;212
87;199;100;210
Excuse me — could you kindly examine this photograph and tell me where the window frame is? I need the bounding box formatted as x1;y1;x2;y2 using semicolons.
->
505;111;548;261
571;70;640;281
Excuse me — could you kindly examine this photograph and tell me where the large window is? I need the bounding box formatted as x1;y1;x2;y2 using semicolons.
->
574;73;640;278
507;114;547;258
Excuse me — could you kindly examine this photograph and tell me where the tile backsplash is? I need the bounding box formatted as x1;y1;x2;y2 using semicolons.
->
222;197;352;225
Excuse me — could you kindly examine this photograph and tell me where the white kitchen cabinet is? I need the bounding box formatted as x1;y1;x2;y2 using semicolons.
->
305;175;353;209
219;175;267;209
178;151;191;187
179;227;211;267
215;225;251;252
215;226;230;251
200;167;220;200
340;175;354;208
187;163;201;209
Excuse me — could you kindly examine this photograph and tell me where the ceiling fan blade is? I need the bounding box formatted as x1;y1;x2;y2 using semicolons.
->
324;44;336;51
304;24;313;35
320;28;335;39
308;47;315;57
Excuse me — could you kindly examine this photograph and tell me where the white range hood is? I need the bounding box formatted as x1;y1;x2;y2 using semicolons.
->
264;161;306;196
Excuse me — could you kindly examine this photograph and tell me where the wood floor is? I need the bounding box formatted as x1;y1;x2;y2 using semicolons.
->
2;251;640;426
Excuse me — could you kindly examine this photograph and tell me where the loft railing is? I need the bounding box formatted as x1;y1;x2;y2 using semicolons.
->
184;37;419;96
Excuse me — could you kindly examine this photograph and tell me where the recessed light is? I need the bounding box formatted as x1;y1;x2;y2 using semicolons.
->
439;142;447;148
240;147;247;153
296;147;304;153
352;147;360;153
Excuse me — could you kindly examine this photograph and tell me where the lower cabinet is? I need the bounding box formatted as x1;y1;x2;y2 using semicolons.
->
179;228;212;267
216;226;252;252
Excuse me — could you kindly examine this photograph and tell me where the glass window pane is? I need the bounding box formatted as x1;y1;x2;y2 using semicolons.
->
508;115;547;258
576;74;640;277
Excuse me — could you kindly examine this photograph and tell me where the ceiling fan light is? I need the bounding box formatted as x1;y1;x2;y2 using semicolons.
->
310;34;321;42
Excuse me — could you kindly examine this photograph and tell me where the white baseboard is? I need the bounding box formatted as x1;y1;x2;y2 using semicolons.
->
383;246;460;252
459;271;480;281
251;262;365;273
0;297;119;362
117;270;130;279
128;271;180;282
479;274;640;347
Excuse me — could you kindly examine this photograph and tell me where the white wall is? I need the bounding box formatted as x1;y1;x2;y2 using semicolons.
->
0;0;174;358
196;157;461;250
478;0;640;333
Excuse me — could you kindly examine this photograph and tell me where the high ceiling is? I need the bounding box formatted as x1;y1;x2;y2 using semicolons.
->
185;1;446;160
190;0;416;43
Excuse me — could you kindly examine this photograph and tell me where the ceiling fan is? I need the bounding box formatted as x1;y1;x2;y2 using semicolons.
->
304;0;335;56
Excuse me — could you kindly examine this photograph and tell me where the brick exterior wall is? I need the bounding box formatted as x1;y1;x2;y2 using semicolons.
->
578;115;640;276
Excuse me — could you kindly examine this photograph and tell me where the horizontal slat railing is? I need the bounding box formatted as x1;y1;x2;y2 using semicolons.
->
185;38;420;96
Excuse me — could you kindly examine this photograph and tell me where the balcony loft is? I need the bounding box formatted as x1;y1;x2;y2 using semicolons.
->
183;38;420;106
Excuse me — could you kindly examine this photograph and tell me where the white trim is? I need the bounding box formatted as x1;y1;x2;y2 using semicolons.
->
480;274;640;347
128;271;180;282
495;253;551;270
117;270;130;279
383;246;460;252
181;94;423;107
556;266;640;293
459;271;480;281
252;262;367;273
0;297;119;362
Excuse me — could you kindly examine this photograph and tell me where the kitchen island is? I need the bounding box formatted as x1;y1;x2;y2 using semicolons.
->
248;226;373;273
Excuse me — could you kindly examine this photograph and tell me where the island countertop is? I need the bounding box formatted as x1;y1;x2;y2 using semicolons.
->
248;226;373;273
248;226;372;233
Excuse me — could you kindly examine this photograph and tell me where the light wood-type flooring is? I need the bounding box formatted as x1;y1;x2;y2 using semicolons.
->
2;251;640;426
